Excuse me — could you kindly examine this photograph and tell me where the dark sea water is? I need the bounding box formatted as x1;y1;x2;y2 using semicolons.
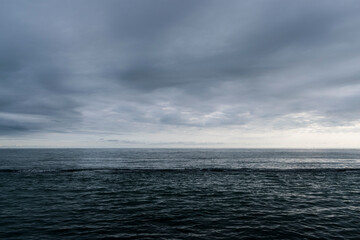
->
1;149;360;239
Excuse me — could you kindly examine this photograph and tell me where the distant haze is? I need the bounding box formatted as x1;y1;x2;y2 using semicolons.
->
1;0;360;148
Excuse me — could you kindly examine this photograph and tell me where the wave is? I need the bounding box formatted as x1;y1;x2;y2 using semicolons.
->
1;167;360;173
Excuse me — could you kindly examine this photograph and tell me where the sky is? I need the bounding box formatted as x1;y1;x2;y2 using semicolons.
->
1;0;360;148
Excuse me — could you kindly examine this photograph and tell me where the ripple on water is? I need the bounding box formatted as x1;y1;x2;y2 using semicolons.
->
1;170;360;239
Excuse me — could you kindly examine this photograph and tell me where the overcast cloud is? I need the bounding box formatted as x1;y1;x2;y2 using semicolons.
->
1;0;360;147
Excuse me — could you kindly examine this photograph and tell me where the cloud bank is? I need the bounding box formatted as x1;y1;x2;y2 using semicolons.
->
1;0;360;147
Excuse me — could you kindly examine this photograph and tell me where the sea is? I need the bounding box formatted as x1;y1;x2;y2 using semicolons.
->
1;148;360;239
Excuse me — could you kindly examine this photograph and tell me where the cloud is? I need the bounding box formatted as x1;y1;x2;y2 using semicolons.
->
1;0;360;146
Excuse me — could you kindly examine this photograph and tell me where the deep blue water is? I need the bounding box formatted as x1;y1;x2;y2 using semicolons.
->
1;149;360;239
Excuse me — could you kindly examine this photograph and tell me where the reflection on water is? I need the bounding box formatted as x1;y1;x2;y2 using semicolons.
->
1;149;360;239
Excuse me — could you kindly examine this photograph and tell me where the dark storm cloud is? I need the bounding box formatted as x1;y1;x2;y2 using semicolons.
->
1;0;360;136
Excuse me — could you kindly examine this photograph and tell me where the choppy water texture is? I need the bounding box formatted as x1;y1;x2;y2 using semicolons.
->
1;149;360;239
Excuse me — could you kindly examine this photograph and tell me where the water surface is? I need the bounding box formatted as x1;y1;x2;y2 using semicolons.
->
1;149;360;239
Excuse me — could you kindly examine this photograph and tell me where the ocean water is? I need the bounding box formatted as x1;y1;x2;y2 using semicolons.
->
1;149;360;239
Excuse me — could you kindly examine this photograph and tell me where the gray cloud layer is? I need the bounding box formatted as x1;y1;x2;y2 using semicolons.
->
1;0;360;137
